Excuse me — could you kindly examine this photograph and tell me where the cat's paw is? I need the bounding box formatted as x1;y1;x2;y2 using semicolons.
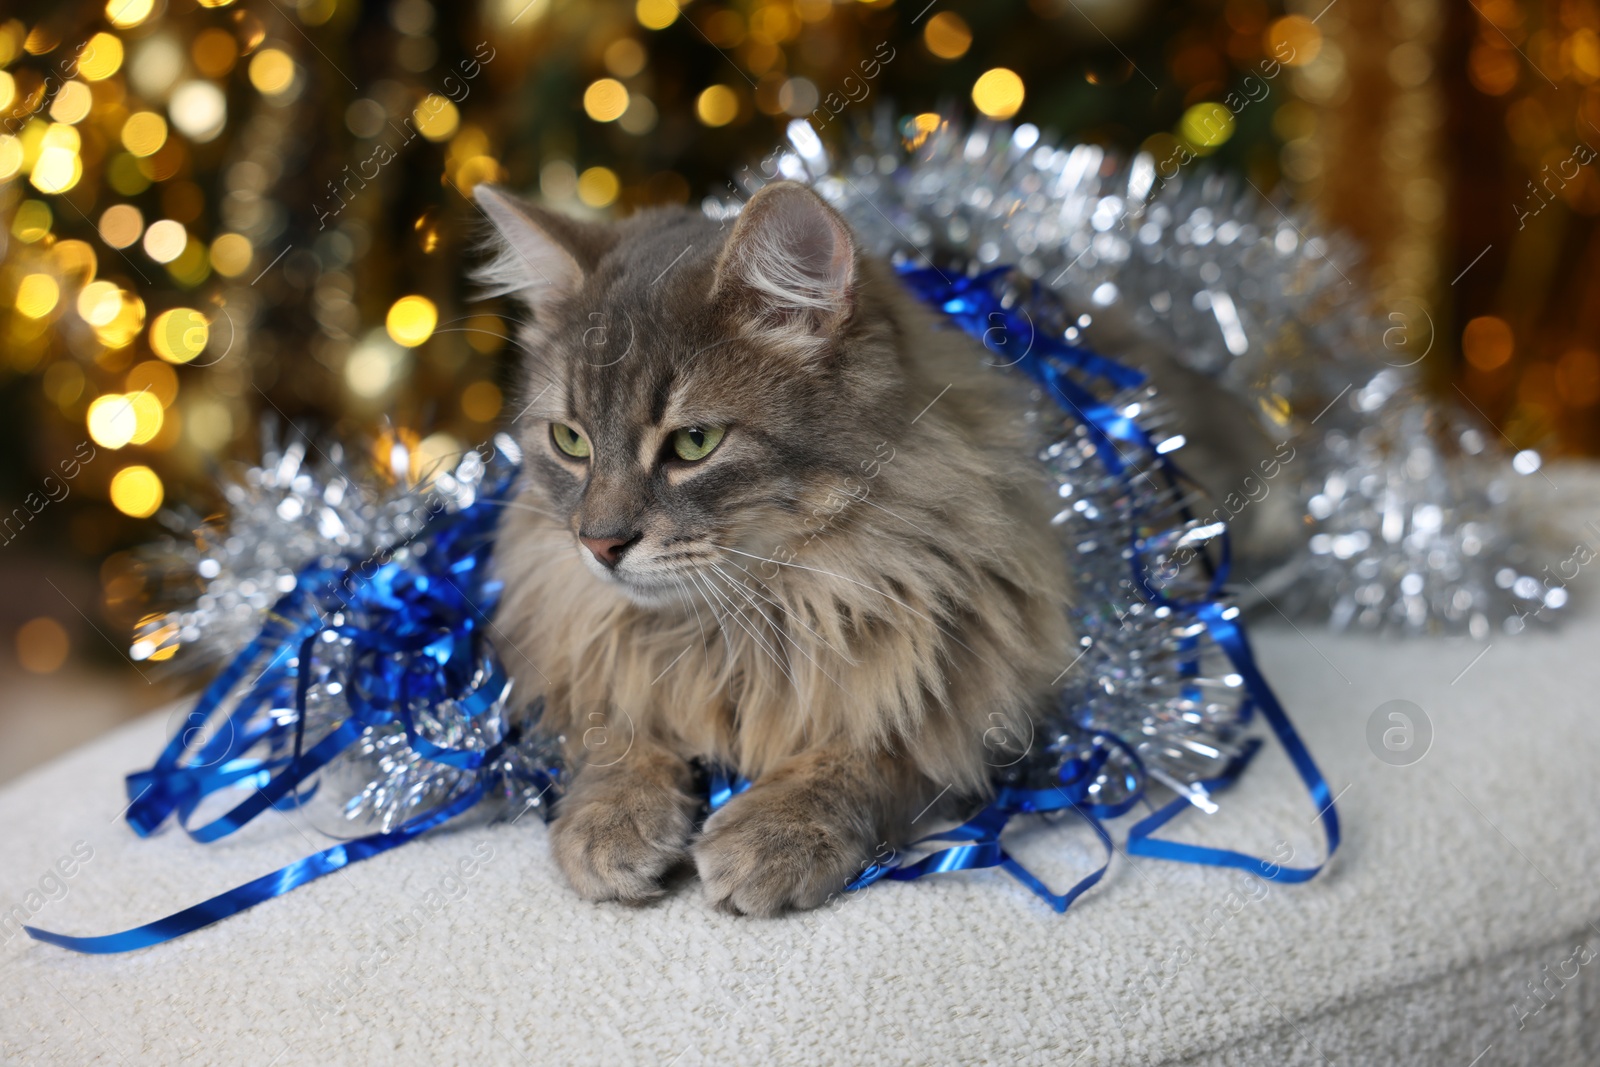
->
692;785;874;916
549;779;696;904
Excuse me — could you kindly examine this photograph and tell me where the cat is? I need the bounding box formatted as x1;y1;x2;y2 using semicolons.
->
473;179;1075;915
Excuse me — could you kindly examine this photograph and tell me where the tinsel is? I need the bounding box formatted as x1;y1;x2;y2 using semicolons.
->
728;115;1561;639
26;118;1364;952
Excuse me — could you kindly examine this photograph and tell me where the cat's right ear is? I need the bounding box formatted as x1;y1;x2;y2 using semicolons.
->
472;184;608;315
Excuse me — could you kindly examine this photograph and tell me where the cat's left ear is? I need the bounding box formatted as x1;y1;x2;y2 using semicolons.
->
712;181;856;356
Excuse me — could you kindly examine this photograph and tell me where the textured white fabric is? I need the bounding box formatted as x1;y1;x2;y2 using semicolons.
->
4;483;1600;1066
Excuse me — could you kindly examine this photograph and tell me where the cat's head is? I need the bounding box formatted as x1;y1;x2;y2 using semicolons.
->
474;181;901;605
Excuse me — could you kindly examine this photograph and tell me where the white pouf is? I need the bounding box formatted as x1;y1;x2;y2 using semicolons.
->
4;484;1599;1066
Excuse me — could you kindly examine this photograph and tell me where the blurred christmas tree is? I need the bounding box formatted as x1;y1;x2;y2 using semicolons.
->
0;0;1594;678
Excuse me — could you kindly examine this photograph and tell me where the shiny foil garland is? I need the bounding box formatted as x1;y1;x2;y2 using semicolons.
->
731;115;1561;639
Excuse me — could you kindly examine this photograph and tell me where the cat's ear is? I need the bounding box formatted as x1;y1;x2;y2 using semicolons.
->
472;184;610;316
712;181;856;355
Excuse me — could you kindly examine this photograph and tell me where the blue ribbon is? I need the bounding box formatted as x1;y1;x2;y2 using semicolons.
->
25;466;551;953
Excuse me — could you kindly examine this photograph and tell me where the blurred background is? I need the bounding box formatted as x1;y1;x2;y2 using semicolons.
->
0;0;1596;782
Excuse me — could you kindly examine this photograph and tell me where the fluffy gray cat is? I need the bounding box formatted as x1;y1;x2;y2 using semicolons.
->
475;180;1075;915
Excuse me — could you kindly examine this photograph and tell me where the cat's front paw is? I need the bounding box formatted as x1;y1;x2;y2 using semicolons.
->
549;776;697;904
692;785;876;916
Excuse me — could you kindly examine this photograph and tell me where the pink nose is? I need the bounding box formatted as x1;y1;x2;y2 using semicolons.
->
579;533;637;568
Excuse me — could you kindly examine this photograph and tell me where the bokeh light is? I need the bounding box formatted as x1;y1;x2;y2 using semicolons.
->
461;380;503;422
248;48;297;96
972;68;1025;119
1180;102;1236;150
99;204;145;249
143;220;189;263
79;33;125;80
107;0;155;30
150;308;211;363
924;13;972;60
414;94;460;141
77;281;123;325
121;111;169;157
88;394;138;449
209;233;254;277
110;465;164;518
49;82;94;124
1266;15;1322;67
584;78;630;122
1463;316;1514;372
16;618;69;674
577;165;620;207
386;295;438;347
170;82;228;142
15;275;61;319
636;0;680;31
696;85;739;126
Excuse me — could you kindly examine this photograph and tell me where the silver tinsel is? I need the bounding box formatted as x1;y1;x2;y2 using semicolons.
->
132;427;567;836
722;114;1559;640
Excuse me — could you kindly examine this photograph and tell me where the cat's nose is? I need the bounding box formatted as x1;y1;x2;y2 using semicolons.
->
578;531;640;569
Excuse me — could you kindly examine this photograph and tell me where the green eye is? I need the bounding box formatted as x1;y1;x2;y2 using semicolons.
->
551;423;590;459
671;425;725;462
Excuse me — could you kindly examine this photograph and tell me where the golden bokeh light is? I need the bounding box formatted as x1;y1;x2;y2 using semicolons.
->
110;465;164;518
636;0;680;30
1266;15;1322;67
0;134;21;181
696;84;739;127
49;81;94;124
972;68;1025;119
924;12;972;60
79;32;125;80
1464;316;1514;371
95;291;146;347
248;48;297;96
16;274;61;319
99;203;145;249
210;232;253;277
192;28;238;77
30;147;82;194
126;360;179;406
150;307;210;363
16;617;69;674
461;380;503;422
78;281;122;325
604;38;647;77
577;165;620;207
166;236;212;287
386;295;438;347
170;81;228;142
1180;102;1236;149
143;219;188;263
107;0;155;30
345;335;408;397
584;78;630;122
0;70;13;113
465;314;504;353
88;394;139;448
413;94;460;141
126;390;164;444
12;199;52;243
108;152;151;195
51;239;97;281
121;111;168;157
